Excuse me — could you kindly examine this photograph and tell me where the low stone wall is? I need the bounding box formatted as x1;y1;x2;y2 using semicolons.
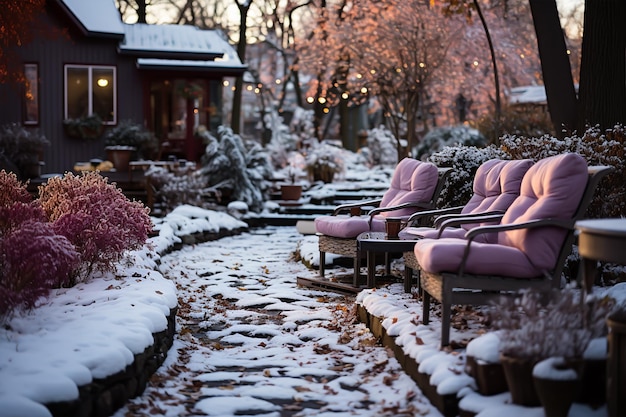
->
44;307;177;417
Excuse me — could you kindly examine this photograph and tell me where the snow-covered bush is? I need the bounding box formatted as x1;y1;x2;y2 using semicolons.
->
197;126;272;212
39;171;152;280
501;124;626;218
490;288;615;362
144;166;207;215
427;145;509;208
414;125;487;161
306;142;345;183
360;125;399;167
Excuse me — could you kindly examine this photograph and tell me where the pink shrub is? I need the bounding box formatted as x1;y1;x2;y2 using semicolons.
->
0;220;79;318
0;169;32;206
39;171;152;277
0;170;46;235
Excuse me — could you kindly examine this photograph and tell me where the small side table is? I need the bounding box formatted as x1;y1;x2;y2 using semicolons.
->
576;218;626;293
357;232;420;290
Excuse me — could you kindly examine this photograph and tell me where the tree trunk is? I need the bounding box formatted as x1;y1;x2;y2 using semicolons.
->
529;0;578;136
231;1;251;135
577;0;626;132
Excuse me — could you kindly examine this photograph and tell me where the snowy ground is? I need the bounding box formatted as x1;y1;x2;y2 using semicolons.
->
2;204;623;417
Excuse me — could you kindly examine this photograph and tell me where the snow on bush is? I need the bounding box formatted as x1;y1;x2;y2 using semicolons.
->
427;145;509;208
414;125;487;161
197;126;272;213
360;125;399;167
501;124;626;218
489;288;615;362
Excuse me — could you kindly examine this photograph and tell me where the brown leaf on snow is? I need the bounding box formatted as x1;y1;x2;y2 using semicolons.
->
294;386;312;392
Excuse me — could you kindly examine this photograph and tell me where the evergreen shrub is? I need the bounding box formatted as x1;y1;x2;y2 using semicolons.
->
427;145;509;209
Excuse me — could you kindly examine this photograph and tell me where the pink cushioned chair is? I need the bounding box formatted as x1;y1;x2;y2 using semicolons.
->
399;158;534;293
413;153;613;347
314;158;450;287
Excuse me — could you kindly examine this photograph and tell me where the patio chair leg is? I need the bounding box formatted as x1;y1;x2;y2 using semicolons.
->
319;251;325;277
404;267;412;293
353;256;361;287
441;300;452;347
423;291;431;324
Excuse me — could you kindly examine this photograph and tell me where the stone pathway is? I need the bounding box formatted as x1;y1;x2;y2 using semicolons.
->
113;226;441;417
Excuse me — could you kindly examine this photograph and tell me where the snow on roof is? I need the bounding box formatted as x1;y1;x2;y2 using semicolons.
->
507;85;547;105
120;24;224;57
60;0;124;37
121;24;246;72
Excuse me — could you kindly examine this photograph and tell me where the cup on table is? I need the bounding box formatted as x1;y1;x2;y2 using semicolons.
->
385;217;403;239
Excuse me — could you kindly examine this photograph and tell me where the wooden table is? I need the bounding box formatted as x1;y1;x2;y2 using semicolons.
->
357;231;420;290
576;218;626;292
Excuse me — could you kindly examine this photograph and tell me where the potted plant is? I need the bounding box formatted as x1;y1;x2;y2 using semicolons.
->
280;165;303;201
489;288;614;412
103;120;159;171
0;122;49;179
63;114;103;140
305;142;343;183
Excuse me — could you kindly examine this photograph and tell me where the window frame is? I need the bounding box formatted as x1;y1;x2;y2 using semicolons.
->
23;63;39;126
64;64;117;125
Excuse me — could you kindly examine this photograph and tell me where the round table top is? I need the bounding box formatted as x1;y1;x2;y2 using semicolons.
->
576;218;626;236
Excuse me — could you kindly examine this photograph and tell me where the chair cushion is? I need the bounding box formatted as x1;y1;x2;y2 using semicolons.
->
315;158;439;238
498;153;588;273
378;158;439;217
314;215;371;238
414;153;589;278
460;159;534;229
415;237;541;277
399;159;533;243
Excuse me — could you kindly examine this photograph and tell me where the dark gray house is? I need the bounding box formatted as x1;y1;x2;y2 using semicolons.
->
0;0;246;175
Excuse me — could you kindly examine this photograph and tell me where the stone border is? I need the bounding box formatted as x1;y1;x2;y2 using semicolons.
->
356;304;459;417
42;226;247;417
45;307;177;417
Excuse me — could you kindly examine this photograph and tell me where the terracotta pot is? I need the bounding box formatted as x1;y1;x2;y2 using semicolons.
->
105;146;135;172
533;358;582;417
607;315;626;417
465;355;508;396
499;354;540;406
280;184;302;201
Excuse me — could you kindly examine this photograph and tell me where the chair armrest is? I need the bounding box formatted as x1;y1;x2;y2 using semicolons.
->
457;218;575;275
406;206;464;226
332;198;382;215
463;218;575;242
436;213;505;237
368;201;434;217
367;201;435;228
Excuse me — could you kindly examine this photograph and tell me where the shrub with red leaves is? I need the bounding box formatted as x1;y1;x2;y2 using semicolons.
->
0;170;47;235
38;171;152;278
0;220;79;318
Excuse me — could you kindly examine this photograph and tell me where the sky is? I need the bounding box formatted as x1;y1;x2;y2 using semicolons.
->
1;196;624;416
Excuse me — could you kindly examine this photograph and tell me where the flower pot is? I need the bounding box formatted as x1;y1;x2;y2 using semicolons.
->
465;355;508;396
500;354;540;406
607;314;626;417
105;146;135;172
533;357;582;417
579;358;606;407
281;184;302;201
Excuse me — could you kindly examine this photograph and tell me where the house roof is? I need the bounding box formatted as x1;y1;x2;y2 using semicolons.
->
59;0;246;74
508;85;547;105
59;0;125;39
121;24;246;74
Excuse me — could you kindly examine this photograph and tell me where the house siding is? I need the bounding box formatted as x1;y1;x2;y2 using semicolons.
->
0;6;144;174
